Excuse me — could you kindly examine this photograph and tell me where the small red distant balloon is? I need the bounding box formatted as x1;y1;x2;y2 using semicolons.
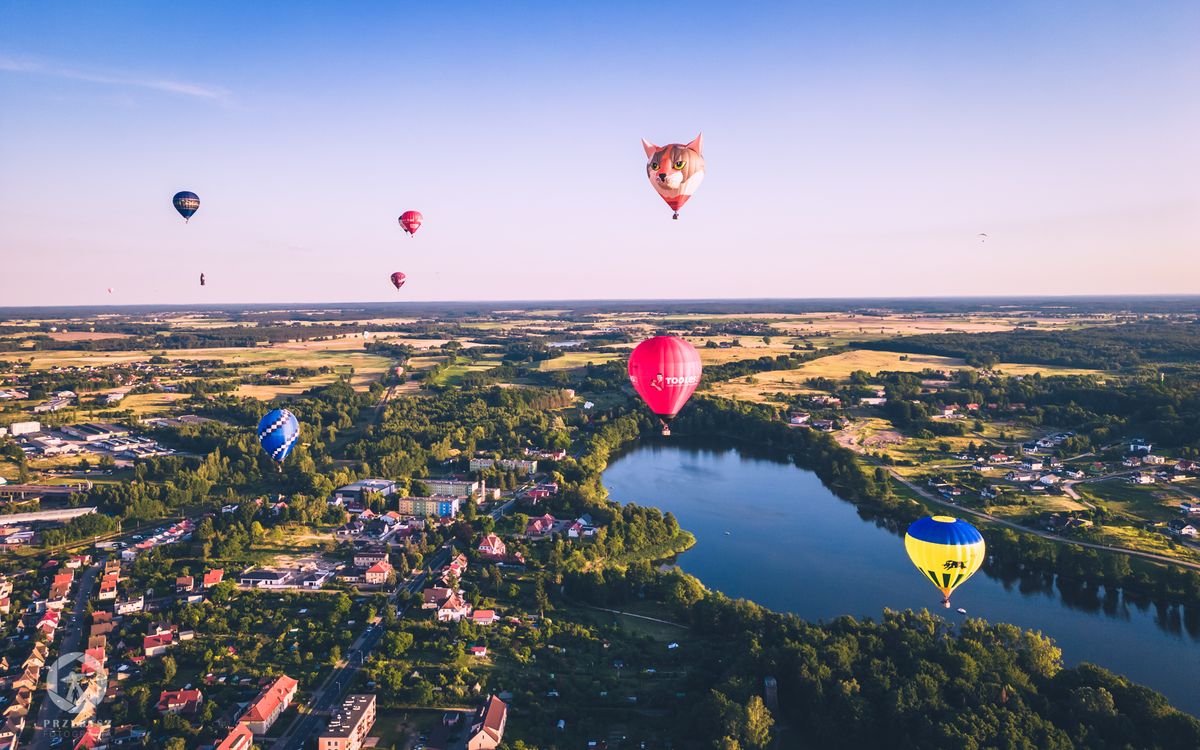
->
628;336;702;435
390;272;407;290
399;211;423;236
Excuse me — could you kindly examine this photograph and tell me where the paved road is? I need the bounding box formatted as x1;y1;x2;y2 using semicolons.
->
28;563;101;750
271;545;453;750
891;471;1200;572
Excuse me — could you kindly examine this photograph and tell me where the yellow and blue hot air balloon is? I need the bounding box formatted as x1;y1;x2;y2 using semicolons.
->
904;515;985;608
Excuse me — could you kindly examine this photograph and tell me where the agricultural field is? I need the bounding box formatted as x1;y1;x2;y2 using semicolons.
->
709;349;1104;404
535;351;622;371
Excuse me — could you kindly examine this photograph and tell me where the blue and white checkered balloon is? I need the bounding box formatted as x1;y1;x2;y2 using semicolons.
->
257;408;300;464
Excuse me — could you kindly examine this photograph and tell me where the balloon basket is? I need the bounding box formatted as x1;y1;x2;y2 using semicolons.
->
672;212;679;220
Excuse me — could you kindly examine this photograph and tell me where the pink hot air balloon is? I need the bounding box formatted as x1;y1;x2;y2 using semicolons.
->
628;336;702;436
399;211;423;236
390;272;407;290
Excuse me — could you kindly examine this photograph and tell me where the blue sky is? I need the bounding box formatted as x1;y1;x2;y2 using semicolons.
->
1;1;1197;305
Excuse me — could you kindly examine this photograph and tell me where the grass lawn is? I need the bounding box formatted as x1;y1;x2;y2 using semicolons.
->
428;362;498;386
1076;478;1190;521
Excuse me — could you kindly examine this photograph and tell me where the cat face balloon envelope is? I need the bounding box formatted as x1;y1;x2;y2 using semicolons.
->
642;134;705;219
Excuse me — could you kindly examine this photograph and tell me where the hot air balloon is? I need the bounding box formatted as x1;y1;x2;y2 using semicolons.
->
904;515;985;608
257;408;300;467
106;288;113;295
642;134;705;219
173;191;200;222
399;211;423;236
200;273;206;287
628;336;702;435
390;272;407;290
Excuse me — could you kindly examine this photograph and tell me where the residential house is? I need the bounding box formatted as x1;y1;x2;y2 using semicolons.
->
466;695;508;750
422;587;453;609
238;569;293;588
215;724;256;750
1129;439;1153;455
203;569;224;588
1168;519;1199;537
238;675;298;734
472;610;496;626
114;596;144;615
97;575;118;601
525;514;556;536
478;534;506;560
157;689;203;715
364;561;393;586
437;592;472;622
175;576;194;593
1004;471;1037;483
353;547;389;568
143;633;174;657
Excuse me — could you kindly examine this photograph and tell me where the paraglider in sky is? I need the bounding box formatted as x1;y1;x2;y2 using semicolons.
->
978;233;988;243
390;271;407;290
172;191;200;222
642;134;705;219
399;211;423;237
200;273;206;287
257;408;300;467
904;515;985;608
628;336;702;436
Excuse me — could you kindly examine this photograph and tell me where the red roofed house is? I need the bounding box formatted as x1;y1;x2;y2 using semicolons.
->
72;723;106;750
175;576;194;593
422;587;452;609
525;514;555;536
469;645;488;658
158;688;204;715
215;724;256;750
97;574;118;601
467;695;508;750
82;647;106;674
477;534;506;560
472;610;496;626
437;592;472;623
239;675;298;734
364;561;393;585
203;569;224;588
37;609;60;635
143;632;174;657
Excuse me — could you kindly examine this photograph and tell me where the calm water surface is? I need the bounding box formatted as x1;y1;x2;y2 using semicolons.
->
603;441;1200;716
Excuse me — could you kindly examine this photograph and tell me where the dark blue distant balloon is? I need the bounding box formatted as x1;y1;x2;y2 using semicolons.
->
257;409;300;464
173;191;200;221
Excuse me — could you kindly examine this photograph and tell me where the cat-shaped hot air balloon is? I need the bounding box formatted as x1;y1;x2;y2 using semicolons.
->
642;134;705;219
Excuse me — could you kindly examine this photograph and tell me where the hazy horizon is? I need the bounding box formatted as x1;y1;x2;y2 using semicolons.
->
2;1;1198;306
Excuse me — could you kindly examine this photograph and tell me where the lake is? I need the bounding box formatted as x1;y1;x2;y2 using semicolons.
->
602;441;1200;716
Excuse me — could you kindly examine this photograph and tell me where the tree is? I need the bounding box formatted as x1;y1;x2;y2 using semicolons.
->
534;573;550;615
744;696;774;749
165;739;187;750
161;654;177;684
